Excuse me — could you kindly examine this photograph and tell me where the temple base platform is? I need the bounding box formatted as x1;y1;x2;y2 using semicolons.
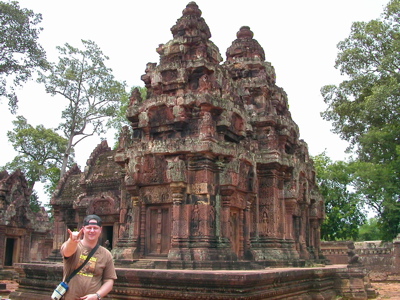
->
9;262;375;299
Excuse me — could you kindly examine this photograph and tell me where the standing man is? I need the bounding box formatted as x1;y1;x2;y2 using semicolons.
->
60;214;117;300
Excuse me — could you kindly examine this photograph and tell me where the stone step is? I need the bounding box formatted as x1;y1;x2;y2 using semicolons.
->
0;280;19;299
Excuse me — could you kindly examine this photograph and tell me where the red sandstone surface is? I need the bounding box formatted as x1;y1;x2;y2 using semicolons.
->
1;280;400;299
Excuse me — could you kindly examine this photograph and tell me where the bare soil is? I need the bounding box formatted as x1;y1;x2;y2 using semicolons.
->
372;282;400;299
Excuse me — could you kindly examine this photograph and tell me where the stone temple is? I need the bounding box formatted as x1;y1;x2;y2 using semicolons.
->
10;2;372;299
50;1;324;269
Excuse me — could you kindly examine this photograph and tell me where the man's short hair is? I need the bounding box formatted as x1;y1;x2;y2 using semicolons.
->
83;214;102;227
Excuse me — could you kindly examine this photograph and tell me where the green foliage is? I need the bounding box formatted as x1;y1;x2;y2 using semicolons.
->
29;190;41;213
321;0;400;240
313;152;366;241
37;39;127;177
378;199;400;241
0;1;48;112
108;86;147;148
2;115;70;195
357;218;381;241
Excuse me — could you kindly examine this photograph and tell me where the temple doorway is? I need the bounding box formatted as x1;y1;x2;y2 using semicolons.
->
146;205;171;256
4;237;16;266
101;226;113;250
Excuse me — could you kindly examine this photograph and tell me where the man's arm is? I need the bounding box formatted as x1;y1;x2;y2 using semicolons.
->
80;279;114;300
94;279;114;299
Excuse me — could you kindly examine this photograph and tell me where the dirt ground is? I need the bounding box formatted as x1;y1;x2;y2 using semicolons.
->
1;280;399;299
372;282;400;299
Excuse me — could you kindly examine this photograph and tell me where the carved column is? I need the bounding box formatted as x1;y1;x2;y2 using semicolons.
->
298;202;310;259
52;210;64;250
220;187;234;240
284;199;297;240
114;188;140;260
131;194;141;243
117;169;127;242
170;182;187;249
243;197;252;258
252;194;260;239
166;156;188;260
258;168;279;238
309;199;320;259
310;219;320;259
277;174;286;238
257;175;268;238
239;206;245;258
138;201;146;257
22;230;30;263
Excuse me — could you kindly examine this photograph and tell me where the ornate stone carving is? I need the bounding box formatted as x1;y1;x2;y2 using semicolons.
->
0;170;52;264
50;1;324;268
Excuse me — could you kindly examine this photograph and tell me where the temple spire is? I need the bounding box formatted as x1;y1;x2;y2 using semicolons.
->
170;1;211;40
226;26;265;61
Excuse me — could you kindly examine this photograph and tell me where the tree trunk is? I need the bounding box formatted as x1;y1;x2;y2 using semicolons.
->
59;136;74;179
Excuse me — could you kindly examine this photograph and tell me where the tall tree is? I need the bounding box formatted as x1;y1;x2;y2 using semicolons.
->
321;0;400;240
0;1;48;113
2;115;70;195
37;39;126;178
313;152;366;241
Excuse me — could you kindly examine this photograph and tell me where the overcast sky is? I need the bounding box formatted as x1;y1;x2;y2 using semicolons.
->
0;0;389;201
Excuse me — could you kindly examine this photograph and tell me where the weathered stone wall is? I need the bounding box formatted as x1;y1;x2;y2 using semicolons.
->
321;241;352;264
355;240;399;281
0;170;53;272
30;233;53;262
10;262;373;300
321;236;400;281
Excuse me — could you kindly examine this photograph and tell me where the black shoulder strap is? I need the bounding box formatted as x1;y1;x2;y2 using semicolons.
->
65;244;100;283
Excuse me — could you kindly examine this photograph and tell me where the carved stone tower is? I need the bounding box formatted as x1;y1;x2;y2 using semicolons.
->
113;1;324;268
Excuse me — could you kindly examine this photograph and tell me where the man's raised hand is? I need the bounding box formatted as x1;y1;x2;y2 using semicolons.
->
68;228;83;243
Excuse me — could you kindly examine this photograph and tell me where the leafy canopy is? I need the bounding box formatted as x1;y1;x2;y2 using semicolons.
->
321;0;400;240
0;1;48;112
38;39;127;178
2;115;70;195
357;218;381;241
314;152;366;241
